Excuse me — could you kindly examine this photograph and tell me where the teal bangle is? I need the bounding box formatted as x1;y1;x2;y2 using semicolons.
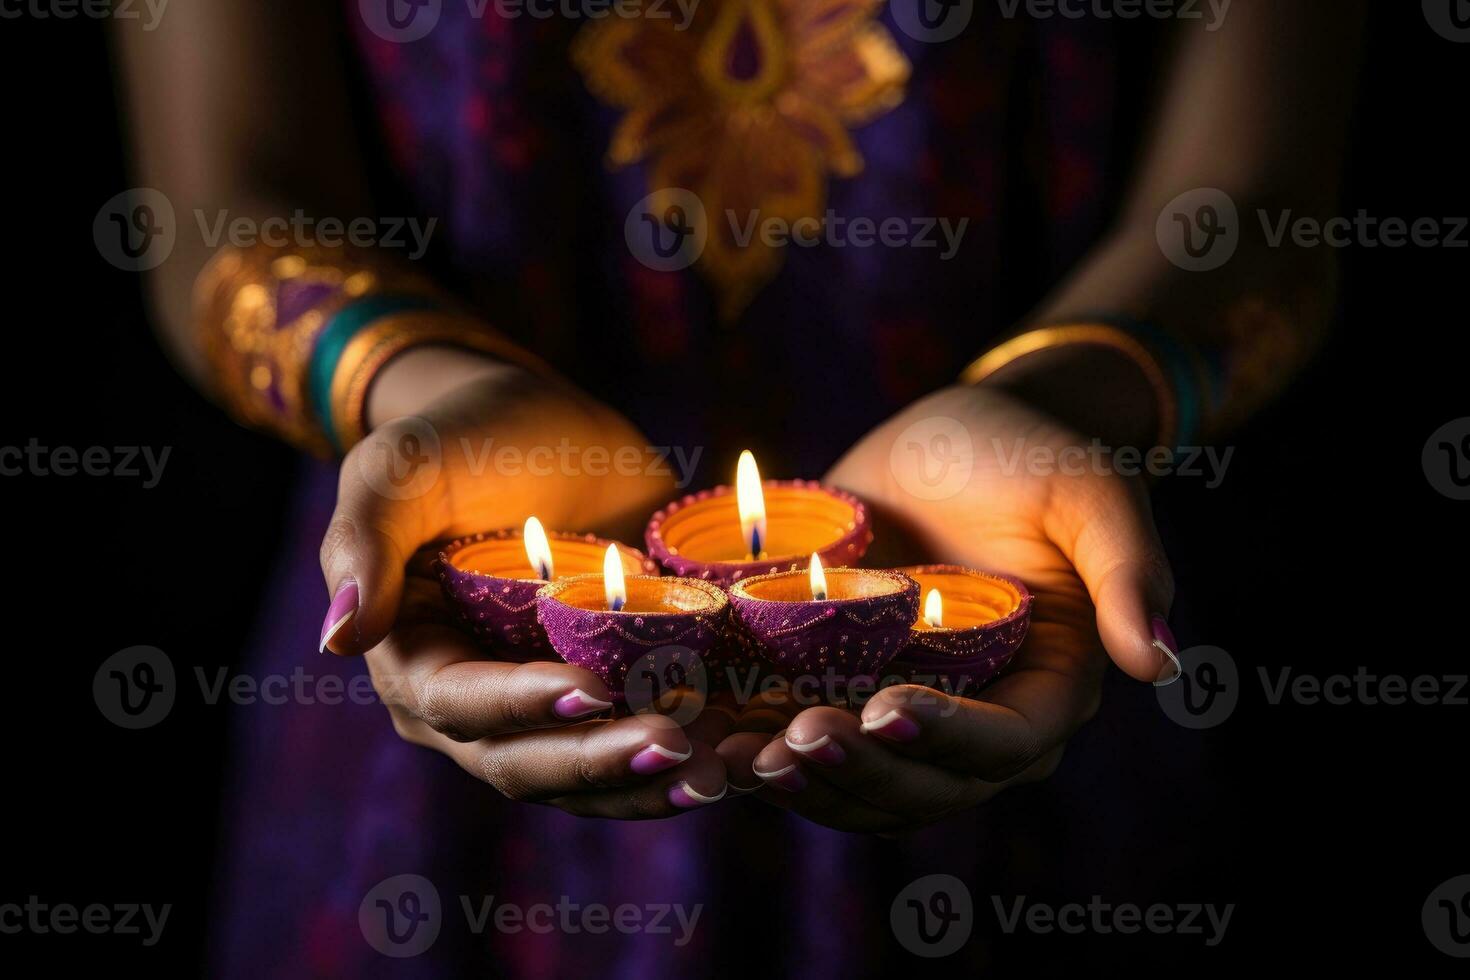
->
307;294;439;451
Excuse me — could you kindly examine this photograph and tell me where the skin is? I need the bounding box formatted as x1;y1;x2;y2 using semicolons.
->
114;1;1364;826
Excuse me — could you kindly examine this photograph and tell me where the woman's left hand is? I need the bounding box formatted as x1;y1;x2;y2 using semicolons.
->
714;382;1180;832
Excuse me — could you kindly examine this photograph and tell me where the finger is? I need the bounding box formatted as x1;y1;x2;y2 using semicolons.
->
775;707;980;820
421;713;700;803
551;742;732;819
682;691;739;748
365;587;617;740
749;732;912;833
319;420;448;656
1047;472;1179;684
715;731;776;795
858;676;1088;781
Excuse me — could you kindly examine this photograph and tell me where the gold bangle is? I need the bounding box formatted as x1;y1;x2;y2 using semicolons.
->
961;324;1179;451
327;311;554;451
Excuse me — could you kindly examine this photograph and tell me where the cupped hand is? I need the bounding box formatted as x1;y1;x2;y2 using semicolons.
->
717;383;1179;832
317;353;728;817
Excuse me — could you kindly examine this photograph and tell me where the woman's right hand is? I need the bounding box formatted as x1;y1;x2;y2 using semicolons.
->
317;349;731;817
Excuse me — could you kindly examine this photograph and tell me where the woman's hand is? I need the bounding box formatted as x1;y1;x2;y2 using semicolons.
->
317;349;730;817
717;378;1180;832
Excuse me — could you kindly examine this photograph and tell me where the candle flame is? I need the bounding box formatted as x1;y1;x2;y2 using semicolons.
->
809;552;827;601
603;543;627;612
736;450;767;560
523;516;554;580
924;588;943;628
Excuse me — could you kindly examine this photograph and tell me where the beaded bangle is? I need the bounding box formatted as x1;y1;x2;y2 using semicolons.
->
194;244;547;455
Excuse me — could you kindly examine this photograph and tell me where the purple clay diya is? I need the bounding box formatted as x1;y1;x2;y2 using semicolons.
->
892;565;1033;696
644;451;872;587
435;522;655;661
535;569;729;703
728;561;920;694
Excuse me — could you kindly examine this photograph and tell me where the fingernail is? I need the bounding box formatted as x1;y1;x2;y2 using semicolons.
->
860;709;920;743
668;781;727;808
752;762;807;792
1151;614;1182;687
554;689;614;719
319;581;359;653
784;732;845;766
631;743;692;776
728;781;764;795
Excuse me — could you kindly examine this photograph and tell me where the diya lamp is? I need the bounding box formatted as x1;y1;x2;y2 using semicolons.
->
435;517;656;660
728;554;920;696
892;565;1033;695
535;546;729;703
644;451;873;587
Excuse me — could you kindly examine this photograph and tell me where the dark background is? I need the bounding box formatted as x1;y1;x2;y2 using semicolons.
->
1;4;1466;974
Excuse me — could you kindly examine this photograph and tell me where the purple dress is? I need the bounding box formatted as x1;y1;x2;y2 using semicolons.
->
212;4;1128;975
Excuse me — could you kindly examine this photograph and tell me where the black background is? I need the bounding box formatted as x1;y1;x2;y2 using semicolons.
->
1;4;1466;974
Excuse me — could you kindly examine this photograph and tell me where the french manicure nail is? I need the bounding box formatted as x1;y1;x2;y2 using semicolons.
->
860;709;920;742
631;743;692;776
1151;614;1182;687
554;689;614;719
668;781;727;808
752;763;807;792
784;732;846;766
319;581;359;653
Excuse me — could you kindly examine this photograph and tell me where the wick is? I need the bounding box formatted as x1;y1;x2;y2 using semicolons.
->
747;527;763;562
813;590;827;601
609;596;625;612
537;562;551;582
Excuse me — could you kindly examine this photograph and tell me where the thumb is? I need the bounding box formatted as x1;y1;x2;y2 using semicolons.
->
1050;473;1179;685
318;420;446;655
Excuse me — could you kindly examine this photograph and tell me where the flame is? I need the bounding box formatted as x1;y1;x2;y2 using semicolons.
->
924;588;943;628
809;552;827;601
604;543;627;612
736;450;767;559
523;516;554;580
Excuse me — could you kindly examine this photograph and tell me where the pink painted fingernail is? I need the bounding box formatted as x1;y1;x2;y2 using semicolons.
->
1151;614;1182;687
668;781;727;808
784;732;845;766
319;581;358;653
554;689;614;719
752;763;807;792
631;744;692;776
860;709;920;742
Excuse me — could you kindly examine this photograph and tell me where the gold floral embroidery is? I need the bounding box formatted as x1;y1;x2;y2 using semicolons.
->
575;0;910;319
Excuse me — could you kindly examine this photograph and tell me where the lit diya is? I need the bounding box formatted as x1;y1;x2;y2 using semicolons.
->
536;545;729;702
435;517;656;660
892;565;1033;695
728;554;919;690
644;451;873;587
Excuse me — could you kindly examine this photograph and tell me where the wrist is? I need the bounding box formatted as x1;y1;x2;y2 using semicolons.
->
366;346;533;429
978;343;1161;450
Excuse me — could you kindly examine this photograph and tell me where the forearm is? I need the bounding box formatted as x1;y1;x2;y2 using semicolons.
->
986;0;1365;443
112;0;371;387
